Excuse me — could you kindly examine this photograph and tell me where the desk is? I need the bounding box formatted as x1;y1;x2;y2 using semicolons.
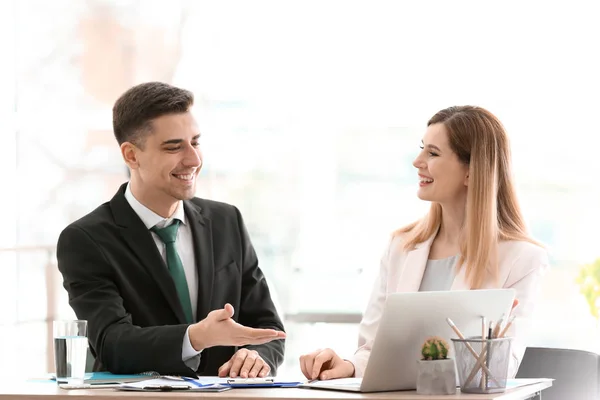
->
0;380;551;400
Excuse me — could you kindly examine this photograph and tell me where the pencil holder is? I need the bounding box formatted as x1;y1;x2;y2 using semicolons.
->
451;336;513;394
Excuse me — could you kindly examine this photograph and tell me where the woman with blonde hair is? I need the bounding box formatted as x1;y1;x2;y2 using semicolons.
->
299;105;548;381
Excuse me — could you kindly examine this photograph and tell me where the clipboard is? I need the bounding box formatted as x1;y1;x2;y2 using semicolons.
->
118;384;230;392
117;378;231;392
116;383;231;392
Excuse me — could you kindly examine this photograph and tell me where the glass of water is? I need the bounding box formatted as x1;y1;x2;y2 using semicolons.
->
53;320;88;384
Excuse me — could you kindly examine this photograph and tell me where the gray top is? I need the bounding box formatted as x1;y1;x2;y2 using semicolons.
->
418;254;459;292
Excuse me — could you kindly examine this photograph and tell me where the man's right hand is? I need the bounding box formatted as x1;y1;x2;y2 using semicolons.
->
188;303;286;351
299;348;355;380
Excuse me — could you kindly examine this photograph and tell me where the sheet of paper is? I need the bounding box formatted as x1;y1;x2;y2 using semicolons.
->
121;375;304;389
120;378;190;389
193;376;230;385
305;377;362;387
505;378;553;388
121;377;224;389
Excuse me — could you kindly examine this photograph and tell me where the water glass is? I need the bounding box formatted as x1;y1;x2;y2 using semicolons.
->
53;320;88;384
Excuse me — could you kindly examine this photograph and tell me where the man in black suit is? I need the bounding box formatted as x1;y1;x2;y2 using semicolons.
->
57;82;286;378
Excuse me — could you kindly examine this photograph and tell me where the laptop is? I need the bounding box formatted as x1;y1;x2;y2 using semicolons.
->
302;289;515;393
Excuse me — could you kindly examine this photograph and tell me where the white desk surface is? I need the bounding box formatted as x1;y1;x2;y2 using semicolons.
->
0;379;552;400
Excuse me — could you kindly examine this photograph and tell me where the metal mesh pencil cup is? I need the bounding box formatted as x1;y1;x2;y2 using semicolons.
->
451;336;513;394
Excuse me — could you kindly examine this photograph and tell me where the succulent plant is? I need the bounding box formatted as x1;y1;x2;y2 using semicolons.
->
421;336;450;360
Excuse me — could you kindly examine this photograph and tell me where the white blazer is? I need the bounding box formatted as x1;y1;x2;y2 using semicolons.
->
351;233;549;378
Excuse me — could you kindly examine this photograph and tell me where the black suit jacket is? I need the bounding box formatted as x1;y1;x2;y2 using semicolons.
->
57;183;285;376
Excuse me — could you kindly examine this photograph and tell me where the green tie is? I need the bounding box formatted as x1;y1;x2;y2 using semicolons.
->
151;220;194;324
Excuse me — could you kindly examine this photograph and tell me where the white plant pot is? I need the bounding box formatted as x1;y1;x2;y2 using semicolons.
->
416;359;457;395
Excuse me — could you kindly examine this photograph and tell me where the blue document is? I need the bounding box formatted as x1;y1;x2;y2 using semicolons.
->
225;377;302;388
51;371;158;384
85;371;158;384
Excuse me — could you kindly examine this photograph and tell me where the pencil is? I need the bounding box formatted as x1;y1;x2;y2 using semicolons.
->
446;317;465;339
492;313;505;338
446;318;479;357
480;317;486;390
481;316;486;341
485;320;493;389
499;315;517;338
446;318;500;388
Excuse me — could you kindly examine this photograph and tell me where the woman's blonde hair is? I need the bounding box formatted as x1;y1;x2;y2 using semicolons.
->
396;106;538;289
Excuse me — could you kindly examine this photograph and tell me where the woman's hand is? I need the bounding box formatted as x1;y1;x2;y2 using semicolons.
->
299;348;355;380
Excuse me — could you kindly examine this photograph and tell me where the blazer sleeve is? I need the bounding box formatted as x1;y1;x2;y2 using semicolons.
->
233;207;286;374
502;244;550;378
350;235;394;377
57;225;196;376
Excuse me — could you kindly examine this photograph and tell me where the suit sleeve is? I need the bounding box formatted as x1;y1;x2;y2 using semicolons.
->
232;207;286;375
350;235;393;377
502;246;549;378
57;225;197;376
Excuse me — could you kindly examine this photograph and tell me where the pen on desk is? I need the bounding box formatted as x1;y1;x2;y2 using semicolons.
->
498;314;517;338
181;377;205;388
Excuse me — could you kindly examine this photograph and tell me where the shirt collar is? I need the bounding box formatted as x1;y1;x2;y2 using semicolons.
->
124;183;186;229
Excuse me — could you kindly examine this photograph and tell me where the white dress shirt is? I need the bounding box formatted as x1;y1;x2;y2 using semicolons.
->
124;183;202;370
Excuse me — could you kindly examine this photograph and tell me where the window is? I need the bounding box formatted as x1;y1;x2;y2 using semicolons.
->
1;0;599;378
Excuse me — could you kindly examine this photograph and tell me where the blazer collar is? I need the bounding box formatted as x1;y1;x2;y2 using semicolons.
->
110;183;189;323
396;233;437;292
397;228;472;292
183;200;215;321
123;183;186;229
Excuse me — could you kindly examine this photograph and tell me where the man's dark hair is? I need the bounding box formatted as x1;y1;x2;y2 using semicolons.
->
112;82;194;148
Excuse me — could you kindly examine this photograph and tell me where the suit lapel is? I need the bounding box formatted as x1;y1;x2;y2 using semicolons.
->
396;234;436;292
184;200;215;322
395;229;472;292
110;184;187;324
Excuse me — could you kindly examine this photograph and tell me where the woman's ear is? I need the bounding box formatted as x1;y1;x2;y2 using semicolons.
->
464;172;469;187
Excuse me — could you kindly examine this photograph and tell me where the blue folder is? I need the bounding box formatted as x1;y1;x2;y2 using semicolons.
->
51;371;158;384
224;378;301;388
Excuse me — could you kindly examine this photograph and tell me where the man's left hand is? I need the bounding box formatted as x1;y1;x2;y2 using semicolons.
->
218;348;270;378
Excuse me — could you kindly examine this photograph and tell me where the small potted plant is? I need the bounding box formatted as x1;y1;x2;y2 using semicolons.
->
416;336;456;395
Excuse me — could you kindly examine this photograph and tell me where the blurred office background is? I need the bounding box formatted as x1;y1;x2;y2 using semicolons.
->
1;0;599;378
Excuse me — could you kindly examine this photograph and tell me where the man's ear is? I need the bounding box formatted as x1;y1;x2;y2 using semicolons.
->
121;142;141;170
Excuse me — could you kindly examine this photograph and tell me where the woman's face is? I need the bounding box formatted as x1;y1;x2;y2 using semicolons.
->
412;123;469;205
